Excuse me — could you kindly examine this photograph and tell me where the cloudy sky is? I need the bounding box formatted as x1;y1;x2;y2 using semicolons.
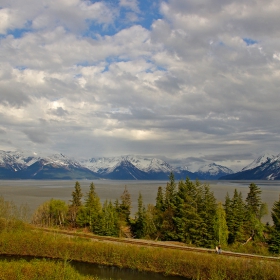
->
0;0;280;170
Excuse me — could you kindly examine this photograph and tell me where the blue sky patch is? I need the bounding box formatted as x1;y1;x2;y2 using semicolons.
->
243;38;258;46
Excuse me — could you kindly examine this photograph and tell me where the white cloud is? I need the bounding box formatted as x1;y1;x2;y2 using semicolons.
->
119;0;140;13
0;0;280;168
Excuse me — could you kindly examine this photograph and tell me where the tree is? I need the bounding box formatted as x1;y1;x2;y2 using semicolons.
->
68;181;83;227
161;173;177;240
271;195;280;231
173;179;201;244
269;195;280;253
98;200;119;237
225;189;245;244
70;181;83;207
197;184;217;247
49;199;68;226
32;199;68;227
119;186;131;224
214;202;228;246
244;183;266;239
246;183;262;217
154;186;164;239
164;172;177;209
85;182;102;232
155;186;164;212
143;204;157;239
133;192;146;238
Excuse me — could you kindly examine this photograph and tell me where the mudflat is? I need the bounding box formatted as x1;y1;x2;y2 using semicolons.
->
0;180;279;223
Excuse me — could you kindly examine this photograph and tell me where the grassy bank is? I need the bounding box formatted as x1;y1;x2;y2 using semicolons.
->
0;221;280;280
0;258;98;280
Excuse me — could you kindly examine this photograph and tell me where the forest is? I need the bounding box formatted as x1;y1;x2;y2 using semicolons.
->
31;173;280;254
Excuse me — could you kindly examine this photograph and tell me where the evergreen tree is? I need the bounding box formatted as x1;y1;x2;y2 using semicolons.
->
244;183;266;239
133;192;146;238
85;182;102;232
98;200;119;237
143;204;157;239
70;181;83;207
246;183;262;217
214;202;228;246
155;186;164;212
68;181;83;227
154;186;164;240
161;173;177;240
225;189;245;244
76;182;102;231
173;179;197;243
197;184;217;247
272;195;280;231
164;172;176;209
119;186;131;224
269;195;280;253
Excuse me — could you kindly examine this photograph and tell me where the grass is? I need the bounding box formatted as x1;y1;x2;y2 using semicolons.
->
0;221;280;280
0;258;99;280
0;195;279;280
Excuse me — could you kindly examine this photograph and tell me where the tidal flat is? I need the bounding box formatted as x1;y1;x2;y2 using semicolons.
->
0;179;279;223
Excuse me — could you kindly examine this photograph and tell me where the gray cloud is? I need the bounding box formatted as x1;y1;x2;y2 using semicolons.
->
48;107;69;117
0;0;279;169
22;128;50;144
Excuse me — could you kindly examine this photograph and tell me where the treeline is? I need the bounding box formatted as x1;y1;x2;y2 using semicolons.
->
32;174;280;254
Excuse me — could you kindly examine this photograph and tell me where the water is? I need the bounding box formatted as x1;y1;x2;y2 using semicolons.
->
0;179;279;223
71;261;187;280
0;255;188;280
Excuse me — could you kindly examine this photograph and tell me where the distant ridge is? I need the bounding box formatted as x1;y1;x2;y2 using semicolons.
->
4;150;280;180
220;154;280;180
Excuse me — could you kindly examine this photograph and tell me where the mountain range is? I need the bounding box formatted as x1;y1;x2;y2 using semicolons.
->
220;153;280;180
0;150;279;180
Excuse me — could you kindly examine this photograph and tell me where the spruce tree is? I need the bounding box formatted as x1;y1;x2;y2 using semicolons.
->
197;184;217;247
246;183;262;217
144;204;157;239
70;181;83;207
155;186;164;211
85;182;102;232
214;202;228;246
225;189;245;244
133;192;146;238
98;200;119;237
244;183;266;240
68;181;83;227
154;186;164;239
164;172;176;209
119;186;131;224
269;195;280;253
161;172;177;240
272;195;280;231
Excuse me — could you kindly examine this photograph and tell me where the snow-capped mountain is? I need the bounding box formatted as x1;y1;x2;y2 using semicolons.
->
242;152;275;171
82;156;172;173
0;151;99;180
220;153;280;180
0;150;38;171
1;150;279;180
81;156;175;180
81;156;234;180
195;163;234;180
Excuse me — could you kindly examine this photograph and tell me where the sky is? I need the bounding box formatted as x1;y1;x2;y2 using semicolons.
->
0;0;280;170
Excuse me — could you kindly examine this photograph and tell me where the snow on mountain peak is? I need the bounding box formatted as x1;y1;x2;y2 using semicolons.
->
242;152;275;171
197;163;233;175
81;155;172;174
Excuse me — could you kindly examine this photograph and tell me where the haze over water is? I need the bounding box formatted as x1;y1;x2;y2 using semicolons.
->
0;180;279;223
